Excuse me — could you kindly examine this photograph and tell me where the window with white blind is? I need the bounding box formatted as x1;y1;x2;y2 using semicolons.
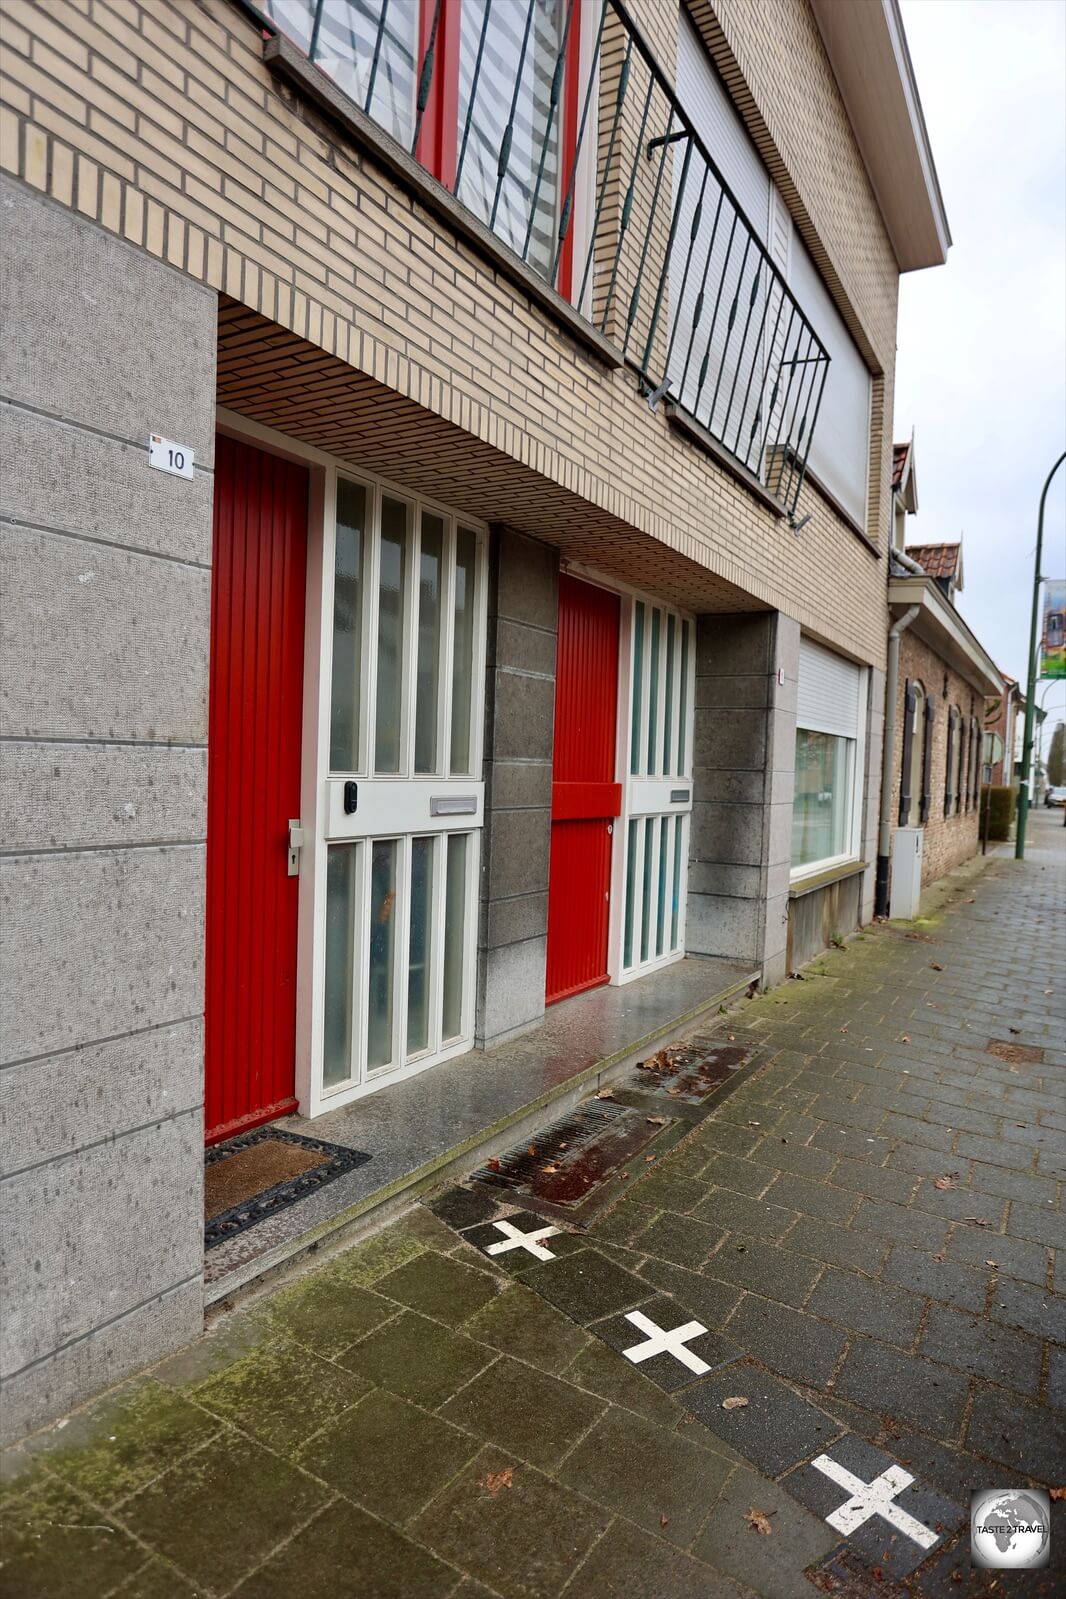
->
792;638;867;876
670;12;871;523
788;237;871;526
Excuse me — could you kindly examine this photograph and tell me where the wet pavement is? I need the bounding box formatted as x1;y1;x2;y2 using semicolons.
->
3;817;1064;1597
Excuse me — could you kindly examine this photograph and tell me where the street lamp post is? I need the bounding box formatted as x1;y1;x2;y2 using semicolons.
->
1016;450;1066;858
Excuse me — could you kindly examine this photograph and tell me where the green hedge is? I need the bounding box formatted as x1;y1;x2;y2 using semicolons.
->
980;784;1015;841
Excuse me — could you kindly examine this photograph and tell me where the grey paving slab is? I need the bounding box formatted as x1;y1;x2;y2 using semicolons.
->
692;1465;841;1599
590;1295;741;1391
518;1247;654;1325
557;1405;734;1548
833;1338;971;1439
684;1361;846;1476
439;1354;605;1470
966;1386;1066;1485
881;1243;991;1314
806;1268;925;1348
561;1518;756;1599
782;1432;963;1582
725;1294;847;1387
919;1302;1045;1396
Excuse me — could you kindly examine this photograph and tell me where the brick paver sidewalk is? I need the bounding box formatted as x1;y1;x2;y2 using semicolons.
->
3;825;1063;1597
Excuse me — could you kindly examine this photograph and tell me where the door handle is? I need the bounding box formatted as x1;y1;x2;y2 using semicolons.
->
287;820;304;877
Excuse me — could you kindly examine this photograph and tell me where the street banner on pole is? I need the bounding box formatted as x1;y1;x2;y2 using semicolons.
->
1041;580;1066;678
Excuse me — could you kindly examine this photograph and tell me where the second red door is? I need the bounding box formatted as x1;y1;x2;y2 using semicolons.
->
545;575;621;1004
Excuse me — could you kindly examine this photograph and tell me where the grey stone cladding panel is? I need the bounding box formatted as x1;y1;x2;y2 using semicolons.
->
0;742;207;853
696;612;773;675
480;807;551;902
0;1108;203;1378
0;175;216;460
477;937;548;1045
1;527;210;742
690;801;766;867
493;528;559;630
0;403;214;566
491;669;556;763
0;1276;203;1447
1;845;205;1063
485;759;552;811
0;1019;203;1176
692;709;767;771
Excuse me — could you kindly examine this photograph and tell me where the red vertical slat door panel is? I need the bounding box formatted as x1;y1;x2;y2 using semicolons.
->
204;435;309;1145
545;575;621;1004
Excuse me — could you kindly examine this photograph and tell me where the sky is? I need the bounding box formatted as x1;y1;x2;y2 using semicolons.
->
894;0;1066;753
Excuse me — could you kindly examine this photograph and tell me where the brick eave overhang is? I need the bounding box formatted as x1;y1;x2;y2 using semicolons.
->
889;576;1002;697
810;0;951;271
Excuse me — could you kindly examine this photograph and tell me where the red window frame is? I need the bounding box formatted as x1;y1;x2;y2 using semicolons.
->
413;0;584;302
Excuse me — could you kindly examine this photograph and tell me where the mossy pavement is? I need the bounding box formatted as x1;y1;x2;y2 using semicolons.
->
3;831;1063;1597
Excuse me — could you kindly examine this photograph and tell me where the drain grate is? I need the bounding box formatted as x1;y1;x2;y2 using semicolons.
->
631;1039;755;1103
986;1038;1044;1065
470;1100;671;1207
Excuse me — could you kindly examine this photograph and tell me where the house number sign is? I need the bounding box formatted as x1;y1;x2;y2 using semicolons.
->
148;434;195;479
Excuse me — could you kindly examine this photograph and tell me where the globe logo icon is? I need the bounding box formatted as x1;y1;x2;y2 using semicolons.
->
970;1489;1051;1569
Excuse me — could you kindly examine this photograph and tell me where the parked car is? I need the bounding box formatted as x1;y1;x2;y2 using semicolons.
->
1044;786;1066;807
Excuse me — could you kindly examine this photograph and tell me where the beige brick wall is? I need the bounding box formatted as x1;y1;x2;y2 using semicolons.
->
891;632;982;887
0;0;899;665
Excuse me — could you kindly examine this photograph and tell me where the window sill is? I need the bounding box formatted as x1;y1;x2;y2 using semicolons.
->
262;32;622;374
788;859;868;898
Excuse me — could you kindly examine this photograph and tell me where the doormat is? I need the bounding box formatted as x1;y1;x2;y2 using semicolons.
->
204;1128;371;1249
468;1100;672;1208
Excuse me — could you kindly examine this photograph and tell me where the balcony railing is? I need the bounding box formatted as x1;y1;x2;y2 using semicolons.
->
249;0;830;513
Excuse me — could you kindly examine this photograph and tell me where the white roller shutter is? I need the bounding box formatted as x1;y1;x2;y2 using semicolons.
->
797;638;863;739
675;12;769;238
789;235;871;527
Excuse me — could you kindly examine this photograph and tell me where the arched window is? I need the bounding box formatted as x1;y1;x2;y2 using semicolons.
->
900;680;925;825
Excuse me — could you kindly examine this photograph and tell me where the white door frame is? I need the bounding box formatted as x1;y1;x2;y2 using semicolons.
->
215;407;488;1120
559;560;696;987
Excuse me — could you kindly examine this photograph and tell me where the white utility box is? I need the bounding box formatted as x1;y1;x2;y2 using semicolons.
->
891;827;924;919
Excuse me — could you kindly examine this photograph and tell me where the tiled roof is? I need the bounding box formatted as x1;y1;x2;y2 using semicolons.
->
906;542;961;581
892;441;910;490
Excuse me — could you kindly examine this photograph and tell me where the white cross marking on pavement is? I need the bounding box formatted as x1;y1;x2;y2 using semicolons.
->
483;1220;562;1260
620;1309;711;1375
810;1454;938;1549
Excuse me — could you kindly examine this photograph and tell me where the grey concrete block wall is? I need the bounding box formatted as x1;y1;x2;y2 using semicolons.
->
687;611;798;986
475;527;558;1046
0;177;217;1442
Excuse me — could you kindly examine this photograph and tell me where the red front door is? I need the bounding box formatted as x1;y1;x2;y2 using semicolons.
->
545;575;621;1004
204;435;309;1144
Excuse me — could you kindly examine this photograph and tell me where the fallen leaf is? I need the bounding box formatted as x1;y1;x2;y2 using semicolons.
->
541;1164;559;1175
933;1251;947;1263
646;1116;668;1126
480;1466;514;1495
747;1120;761;1127
596;1089;615;1100
963;1217;992;1227
660;1513;670;1527
620;1170;629;1179
527;1145;536;1157
487;1157;501;1172
986;1259;998;1268
721;1396;749;1410
1009;1026;1020;1035
930;962;943;971
933;1174;959;1190
644;1154;656;1163
900;1035;911;1044
744;1508;773;1535
1050;1486;1066;1501
727;1034;735;1042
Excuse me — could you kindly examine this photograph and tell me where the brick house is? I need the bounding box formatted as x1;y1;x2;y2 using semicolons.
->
881;439;1001;905
0;0;949;1438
